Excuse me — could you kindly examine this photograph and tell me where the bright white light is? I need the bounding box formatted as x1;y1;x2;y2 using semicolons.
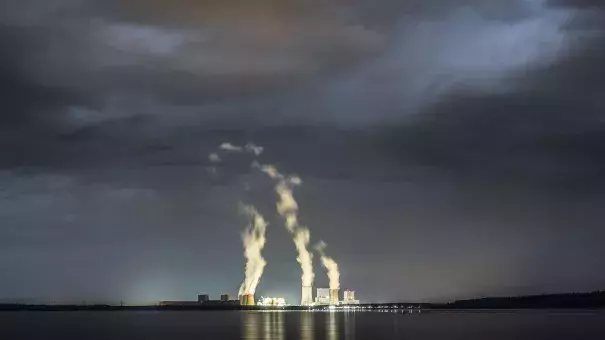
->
257;296;286;307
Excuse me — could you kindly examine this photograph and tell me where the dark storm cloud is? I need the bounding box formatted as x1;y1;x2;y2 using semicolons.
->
380;2;605;190
0;0;382;129
0;0;573;134
1;0;605;303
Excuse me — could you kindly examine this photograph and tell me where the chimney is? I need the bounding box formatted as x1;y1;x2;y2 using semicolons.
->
239;293;255;306
329;289;339;305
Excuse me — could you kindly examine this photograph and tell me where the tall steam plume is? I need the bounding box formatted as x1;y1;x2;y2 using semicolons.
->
212;142;267;298
259;165;315;291
315;241;340;290
238;205;268;296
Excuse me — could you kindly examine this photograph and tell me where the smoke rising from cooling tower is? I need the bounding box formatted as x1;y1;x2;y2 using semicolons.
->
212;142;343;306
208;153;221;163
259;165;315;302
211;142;268;298
316;241;340;290
219;143;244;152
238;205;269;296
218;142;264;156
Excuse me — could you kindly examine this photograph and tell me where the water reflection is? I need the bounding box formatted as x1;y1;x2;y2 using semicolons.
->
243;311;356;339
242;311;285;339
344;311;356;340
242;312;260;339
300;311;314;340
327;311;338;340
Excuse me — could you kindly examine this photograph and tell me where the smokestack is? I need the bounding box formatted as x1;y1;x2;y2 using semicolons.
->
301;286;313;306
329;289;339;305
240;293;255;306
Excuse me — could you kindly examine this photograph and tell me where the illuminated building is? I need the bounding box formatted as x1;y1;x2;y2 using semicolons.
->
257;297;286;306
342;290;359;305
315;288;330;305
301;286;313;306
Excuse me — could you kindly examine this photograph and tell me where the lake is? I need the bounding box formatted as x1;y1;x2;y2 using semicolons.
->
2;310;604;339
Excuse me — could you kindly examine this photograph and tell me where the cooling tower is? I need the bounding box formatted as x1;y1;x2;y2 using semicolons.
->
301;286;313;306
240;293;255;306
329;289;339;305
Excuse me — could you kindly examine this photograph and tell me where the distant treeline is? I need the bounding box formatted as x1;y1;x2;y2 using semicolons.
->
431;291;605;309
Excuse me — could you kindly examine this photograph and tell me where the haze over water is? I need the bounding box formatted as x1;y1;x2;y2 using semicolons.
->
2;310;604;339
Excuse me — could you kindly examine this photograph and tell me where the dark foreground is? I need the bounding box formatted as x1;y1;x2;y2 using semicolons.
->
1;310;604;340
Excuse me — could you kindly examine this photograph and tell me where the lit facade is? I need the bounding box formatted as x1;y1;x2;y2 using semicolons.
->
315;288;330;305
258;297;286;306
342;290;359;304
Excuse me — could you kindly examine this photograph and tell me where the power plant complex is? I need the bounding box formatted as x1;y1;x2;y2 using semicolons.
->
202;143;357;310
160;289;359;307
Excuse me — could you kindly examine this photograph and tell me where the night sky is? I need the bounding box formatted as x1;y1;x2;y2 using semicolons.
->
1;1;605;304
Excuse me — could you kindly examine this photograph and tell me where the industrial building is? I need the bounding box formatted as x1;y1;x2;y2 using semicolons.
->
258;297;286;306
158;288;356;307
315;288;330;305
342;290;360;305
314;288;340;305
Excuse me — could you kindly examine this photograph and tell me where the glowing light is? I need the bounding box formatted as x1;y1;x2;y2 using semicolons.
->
257;296;287;307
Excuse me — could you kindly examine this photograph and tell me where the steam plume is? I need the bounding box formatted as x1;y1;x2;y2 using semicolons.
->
238;205;268;296
219;143;243;152
315;241;340;290
208;153;221;163
218;142;264;156
245;143;264;156
259;165;314;288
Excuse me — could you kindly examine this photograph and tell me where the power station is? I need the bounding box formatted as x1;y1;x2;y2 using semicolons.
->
160;288;359;307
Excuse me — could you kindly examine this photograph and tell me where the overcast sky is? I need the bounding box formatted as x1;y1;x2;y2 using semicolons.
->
1;0;604;304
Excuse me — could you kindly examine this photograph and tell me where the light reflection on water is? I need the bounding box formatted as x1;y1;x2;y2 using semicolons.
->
344;310;356;340
242;311;356;339
300;311;314;340
327;311;338;340
243;311;286;340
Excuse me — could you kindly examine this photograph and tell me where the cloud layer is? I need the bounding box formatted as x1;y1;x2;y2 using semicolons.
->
1;0;604;303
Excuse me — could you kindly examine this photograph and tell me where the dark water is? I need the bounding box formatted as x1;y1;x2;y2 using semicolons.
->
1;310;604;339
